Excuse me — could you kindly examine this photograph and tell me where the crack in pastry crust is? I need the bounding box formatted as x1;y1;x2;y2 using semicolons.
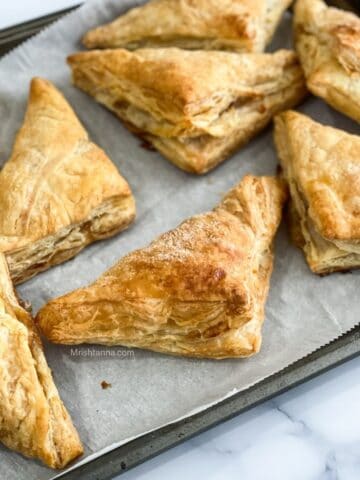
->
82;0;292;53
294;0;360;122
0;78;136;284
0;254;83;468
36;175;287;359
274;110;360;274
68;48;307;173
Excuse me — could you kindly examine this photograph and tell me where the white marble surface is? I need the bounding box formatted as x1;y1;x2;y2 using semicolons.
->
1;3;360;480
122;356;360;480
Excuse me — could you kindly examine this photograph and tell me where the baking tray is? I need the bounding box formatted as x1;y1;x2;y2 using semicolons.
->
0;4;360;479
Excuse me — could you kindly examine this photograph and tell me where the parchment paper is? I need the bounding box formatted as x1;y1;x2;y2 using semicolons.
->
0;2;359;478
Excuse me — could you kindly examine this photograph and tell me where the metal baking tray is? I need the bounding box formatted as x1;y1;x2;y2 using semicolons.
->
1;3;359;479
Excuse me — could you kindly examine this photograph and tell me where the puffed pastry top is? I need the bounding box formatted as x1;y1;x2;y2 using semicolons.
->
68;48;307;173
294;0;360;122
36;175;287;359
274;110;360;274
0;78;135;284
83;0;293;52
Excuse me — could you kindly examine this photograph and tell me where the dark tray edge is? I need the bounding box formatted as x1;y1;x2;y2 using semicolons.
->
0;5;81;55
57;326;360;480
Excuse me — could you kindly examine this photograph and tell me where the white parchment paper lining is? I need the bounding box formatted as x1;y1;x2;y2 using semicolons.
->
0;2;359;478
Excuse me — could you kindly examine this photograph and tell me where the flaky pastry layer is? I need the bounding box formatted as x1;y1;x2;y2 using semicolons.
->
294;0;360;122
82;0;292;53
0;254;83;468
68;48;307;173
288;200;360;274
36;175;287;359
5;196;135;284
0;78;135;283
274;110;360;274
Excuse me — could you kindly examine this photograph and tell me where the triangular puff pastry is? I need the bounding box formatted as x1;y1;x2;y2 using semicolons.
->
294;0;360;122
0;78;135;285
0;253;82;468
36;175;287;359
82;0;292;52
68;48;307;174
274;110;360;275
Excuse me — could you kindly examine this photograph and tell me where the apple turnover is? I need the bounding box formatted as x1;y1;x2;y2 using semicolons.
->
0;78;135;284
0;253;83;468
82;0;292;52
274;110;360;274
68;48;307;173
36;175;287;359
294;0;360;122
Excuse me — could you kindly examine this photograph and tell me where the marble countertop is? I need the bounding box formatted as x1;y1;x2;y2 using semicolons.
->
1;4;360;480
123;356;360;480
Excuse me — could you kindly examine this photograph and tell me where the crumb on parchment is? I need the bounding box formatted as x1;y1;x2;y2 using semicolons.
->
101;380;112;390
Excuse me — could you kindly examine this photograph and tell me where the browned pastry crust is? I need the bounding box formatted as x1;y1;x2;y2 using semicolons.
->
67;48;307;173
294;0;360;122
274;110;360;275
0;253;83;468
82;0;293;52
36;175;287;359
0;78;136;284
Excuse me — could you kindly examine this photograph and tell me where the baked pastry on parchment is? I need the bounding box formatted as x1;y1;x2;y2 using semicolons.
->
82;0;292;52
294;0;360;122
0;78;135;285
0;253;83;468
36;175;287;359
68;48;307;174
274;110;360;275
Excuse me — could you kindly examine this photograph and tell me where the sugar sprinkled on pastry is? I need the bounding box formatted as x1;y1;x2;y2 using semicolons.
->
36;175;287;359
274;110;360;274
